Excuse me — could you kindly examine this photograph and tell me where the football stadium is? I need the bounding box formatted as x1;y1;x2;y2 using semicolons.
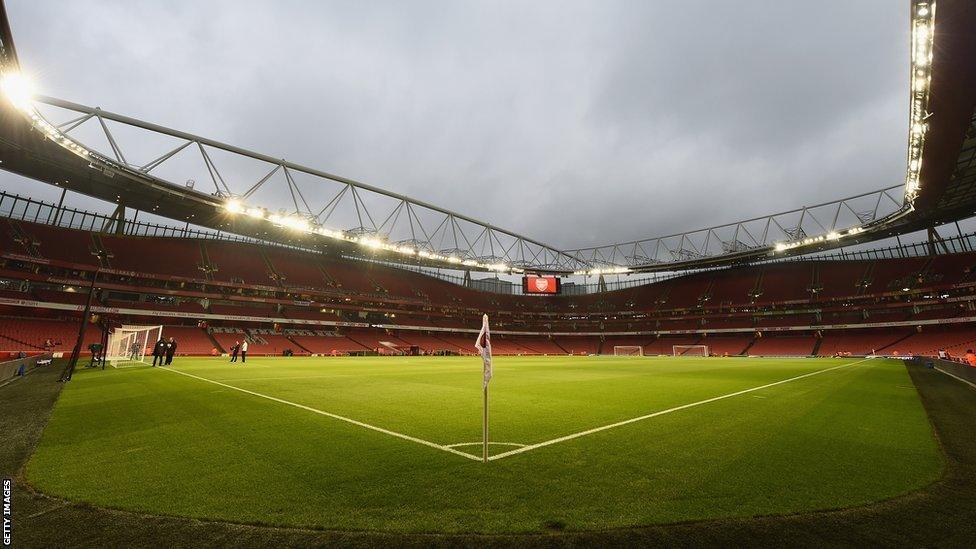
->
1;1;975;547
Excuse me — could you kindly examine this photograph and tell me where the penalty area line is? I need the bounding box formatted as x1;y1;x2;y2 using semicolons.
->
159;367;481;461
489;357;874;461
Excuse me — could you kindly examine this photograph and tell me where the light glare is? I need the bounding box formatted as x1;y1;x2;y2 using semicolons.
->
1;72;35;111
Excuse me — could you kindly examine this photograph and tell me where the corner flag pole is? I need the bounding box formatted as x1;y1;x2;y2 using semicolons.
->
483;378;489;463
475;314;492;464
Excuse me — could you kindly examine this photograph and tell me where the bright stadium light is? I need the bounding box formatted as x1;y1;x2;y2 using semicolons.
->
0;71;35;111
359;237;383;249
905;2;935;203
224;199;244;214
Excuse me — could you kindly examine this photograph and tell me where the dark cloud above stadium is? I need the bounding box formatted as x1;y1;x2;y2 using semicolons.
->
4;0;907;249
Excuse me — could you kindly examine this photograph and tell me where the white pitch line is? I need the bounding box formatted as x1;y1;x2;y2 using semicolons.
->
935;366;976;390
159;367;481;461
488;358;873;461
445;442;527;449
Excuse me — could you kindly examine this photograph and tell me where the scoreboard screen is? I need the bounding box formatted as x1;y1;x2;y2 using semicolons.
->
523;275;561;295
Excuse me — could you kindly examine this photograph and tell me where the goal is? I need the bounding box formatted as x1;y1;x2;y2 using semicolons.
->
673;345;709;357
613;345;643;356
106;325;163;367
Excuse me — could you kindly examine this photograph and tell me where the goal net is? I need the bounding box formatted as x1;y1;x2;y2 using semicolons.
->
613;345;643;356
673;345;709;357
107;325;163;367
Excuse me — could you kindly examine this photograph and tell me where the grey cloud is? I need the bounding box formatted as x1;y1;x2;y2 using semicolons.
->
3;0;909;249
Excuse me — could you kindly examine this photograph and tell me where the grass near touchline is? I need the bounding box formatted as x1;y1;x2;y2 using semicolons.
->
26;356;942;533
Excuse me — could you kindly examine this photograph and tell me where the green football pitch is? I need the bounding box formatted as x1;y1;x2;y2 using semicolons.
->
26;355;943;533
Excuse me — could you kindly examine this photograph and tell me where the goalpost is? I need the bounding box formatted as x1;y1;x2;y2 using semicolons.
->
613;345;643;356
106;325;163;367
673;345;709;357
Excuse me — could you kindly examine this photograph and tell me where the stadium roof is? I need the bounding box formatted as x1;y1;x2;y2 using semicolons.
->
0;0;973;275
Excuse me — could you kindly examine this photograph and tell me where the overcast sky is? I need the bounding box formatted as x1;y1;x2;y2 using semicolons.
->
3;1;910;250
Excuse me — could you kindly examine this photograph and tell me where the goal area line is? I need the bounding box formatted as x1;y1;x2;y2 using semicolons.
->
157;358;872;463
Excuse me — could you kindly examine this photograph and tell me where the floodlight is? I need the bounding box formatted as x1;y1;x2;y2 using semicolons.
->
359;237;383;249
0;72;35;111
224;199;244;214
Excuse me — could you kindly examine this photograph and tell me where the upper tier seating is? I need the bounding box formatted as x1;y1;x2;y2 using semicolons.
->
205;241;274;285
817;261;871;299
0;220;26;255
19;222;100;266
101;235;205;278
708;269;760;307
757;263;814;304
265;249;329;289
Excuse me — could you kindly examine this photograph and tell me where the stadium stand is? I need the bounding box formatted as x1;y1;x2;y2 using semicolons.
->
158;325;219;355
18;222;100;266
288;332;369;354
0;316;101;352
3;219;976;359
748;334;816;356
100;234;205;278
205;240;274;285
265;249;330;289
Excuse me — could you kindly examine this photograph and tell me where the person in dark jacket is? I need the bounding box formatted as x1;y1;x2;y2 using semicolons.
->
164;337;178;365
152;338;166;367
230;341;240;362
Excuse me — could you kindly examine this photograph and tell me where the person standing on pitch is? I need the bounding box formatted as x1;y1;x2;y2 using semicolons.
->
240;339;248;363
129;340;140;361
230;340;239;362
151;338;166;367
164;337;178;365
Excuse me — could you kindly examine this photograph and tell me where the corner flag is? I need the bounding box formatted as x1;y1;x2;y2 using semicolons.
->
475;314;492;388
474;314;492;462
